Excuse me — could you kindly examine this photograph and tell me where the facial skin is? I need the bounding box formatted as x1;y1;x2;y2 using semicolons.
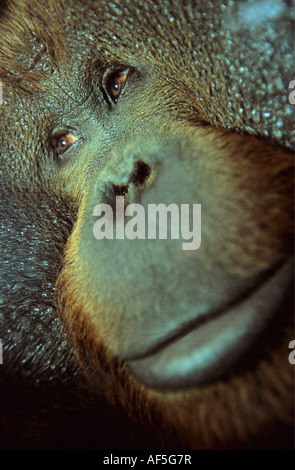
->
0;0;293;449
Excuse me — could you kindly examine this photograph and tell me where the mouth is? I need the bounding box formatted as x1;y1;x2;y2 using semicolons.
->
127;260;293;390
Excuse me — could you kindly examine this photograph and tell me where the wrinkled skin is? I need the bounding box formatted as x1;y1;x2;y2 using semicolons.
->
0;0;294;449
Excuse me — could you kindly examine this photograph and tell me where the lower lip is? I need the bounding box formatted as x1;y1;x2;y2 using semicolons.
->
127;260;293;390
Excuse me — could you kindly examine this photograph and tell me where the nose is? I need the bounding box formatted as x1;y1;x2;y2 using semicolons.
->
98;135;176;206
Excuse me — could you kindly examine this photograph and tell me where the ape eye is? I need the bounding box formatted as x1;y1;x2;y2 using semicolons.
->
106;69;129;103
51;131;82;157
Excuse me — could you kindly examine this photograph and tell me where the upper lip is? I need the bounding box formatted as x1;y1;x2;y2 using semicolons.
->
127;260;293;390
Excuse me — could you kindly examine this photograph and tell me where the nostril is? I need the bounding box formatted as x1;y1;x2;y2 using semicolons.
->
101;182;129;208
113;184;129;197
129;160;152;186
